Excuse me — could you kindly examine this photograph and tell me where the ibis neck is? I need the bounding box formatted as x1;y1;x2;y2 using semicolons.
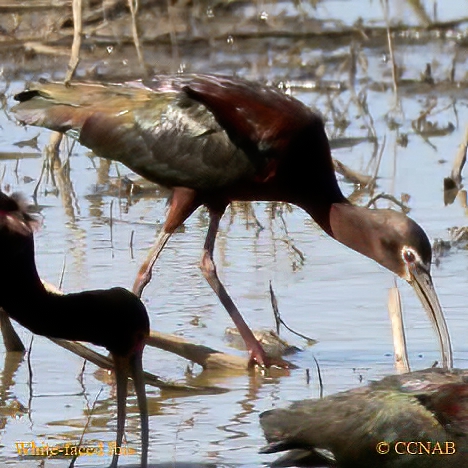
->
297;196;348;237
331;203;401;274
283;135;347;235
0;244;49;319
300;201;395;274
328;203;377;257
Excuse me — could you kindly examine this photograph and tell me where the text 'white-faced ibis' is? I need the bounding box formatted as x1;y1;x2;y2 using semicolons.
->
260;367;468;467
0;191;149;468
12;74;452;368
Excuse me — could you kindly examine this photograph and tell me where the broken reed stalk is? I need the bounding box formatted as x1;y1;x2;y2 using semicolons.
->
443;124;468;205
382;0;399;100
369;134;386;190
64;0;82;84
448;124;468;188
127;0;146;75
387;283;410;373
49;0;82;189
333;158;373;187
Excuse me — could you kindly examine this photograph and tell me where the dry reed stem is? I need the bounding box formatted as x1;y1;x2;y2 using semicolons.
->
449;124;468;187
333;159;373;187
127;0;146;75
382;0;400;108
65;0;82;84
388;283;410;373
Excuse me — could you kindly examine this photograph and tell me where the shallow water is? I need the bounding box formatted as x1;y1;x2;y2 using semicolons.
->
1;0;468;467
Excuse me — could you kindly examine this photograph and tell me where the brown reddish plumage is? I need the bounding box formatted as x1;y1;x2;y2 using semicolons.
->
13;75;452;368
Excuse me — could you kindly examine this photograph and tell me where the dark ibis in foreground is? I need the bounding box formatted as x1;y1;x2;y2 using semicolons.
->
13;75;452;368
260;367;468;467
0;191;149;468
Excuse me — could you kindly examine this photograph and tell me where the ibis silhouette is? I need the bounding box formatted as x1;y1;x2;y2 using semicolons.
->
13;75;452;368
0;191;149;468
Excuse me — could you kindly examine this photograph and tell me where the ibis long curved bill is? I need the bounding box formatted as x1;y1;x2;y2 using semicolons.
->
408;262;453;369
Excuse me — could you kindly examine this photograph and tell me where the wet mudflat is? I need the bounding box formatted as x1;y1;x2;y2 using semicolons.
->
1;0;468;466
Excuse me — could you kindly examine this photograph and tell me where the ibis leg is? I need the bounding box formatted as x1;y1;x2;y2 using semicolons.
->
0;309;25;352
133;187;199;297
130;348;148;468
110;354;129;468
133;229;171;297
200;208;288;368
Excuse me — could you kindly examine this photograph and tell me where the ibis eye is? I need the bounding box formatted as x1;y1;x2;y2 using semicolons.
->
403;249;416;263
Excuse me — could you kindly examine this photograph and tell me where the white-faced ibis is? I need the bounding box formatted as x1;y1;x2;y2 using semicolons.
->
0;191;149;468
13;75;452;368
260;367;468;467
